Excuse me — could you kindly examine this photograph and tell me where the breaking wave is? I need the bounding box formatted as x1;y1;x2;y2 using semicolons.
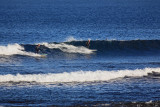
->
0;44;42;57
41;42;95;54
1;40;160;57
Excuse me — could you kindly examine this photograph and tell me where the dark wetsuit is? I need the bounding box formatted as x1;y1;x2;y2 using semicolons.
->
86;41;90;48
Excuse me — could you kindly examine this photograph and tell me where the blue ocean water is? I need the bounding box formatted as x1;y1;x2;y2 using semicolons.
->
0;0;160;106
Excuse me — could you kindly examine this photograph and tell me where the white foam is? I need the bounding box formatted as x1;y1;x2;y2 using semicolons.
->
65;36;77;42
41;42;95;54
0;68;159;83
146;100;152;104
0;44;41;57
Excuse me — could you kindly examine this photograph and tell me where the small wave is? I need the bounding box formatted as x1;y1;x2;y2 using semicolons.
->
0;68;159;83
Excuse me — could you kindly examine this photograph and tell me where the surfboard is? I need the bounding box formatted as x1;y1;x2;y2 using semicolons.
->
39;54;47;58
91;49;97;52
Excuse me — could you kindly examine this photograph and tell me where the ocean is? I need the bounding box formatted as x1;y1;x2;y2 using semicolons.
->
0;0;160;106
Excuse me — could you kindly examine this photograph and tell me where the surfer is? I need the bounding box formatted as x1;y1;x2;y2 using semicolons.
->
86;40;90;48
35;44;40;53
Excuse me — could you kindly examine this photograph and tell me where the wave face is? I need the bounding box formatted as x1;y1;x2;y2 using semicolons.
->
0;68;159;83
66;40;160;52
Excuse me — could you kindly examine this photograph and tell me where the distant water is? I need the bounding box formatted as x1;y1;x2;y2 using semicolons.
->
0;0;160;106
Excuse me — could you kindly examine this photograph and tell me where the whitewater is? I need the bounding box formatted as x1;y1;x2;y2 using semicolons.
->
0;44;41;57
0;68;159;83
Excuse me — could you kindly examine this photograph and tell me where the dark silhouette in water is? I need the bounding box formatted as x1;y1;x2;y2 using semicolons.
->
35;44;40;53
86;40;90;48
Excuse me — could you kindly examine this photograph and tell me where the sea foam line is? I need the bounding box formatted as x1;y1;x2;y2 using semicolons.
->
0;68;159;83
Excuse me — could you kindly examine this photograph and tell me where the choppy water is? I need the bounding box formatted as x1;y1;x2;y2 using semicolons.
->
0;0;160;106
